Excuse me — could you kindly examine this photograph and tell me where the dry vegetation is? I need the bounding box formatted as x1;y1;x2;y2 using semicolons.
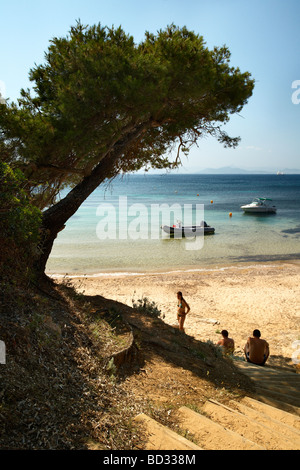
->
0;277;255;450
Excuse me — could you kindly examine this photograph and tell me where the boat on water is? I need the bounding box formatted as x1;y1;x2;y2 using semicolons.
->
162;221;215;237
240;197;277;214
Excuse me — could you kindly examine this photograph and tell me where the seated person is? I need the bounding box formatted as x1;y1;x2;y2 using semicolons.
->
244;329;270;366
217;330;235;355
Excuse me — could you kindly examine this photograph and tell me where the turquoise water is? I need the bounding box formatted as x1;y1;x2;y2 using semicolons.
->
46;174;300;275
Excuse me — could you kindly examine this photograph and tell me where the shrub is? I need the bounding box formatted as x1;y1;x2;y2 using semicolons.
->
0;162;41;286
132;295;164;319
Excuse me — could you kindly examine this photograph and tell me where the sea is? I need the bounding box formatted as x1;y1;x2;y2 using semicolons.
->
46;173;300;276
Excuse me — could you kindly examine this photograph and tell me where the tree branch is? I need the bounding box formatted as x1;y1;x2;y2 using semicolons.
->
28;162;85;176
42;121;149;229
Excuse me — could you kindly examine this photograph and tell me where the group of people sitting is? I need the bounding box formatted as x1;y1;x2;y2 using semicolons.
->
176;292;270;366
217;329;270;366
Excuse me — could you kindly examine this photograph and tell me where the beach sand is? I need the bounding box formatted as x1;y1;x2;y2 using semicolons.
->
57;261;300;370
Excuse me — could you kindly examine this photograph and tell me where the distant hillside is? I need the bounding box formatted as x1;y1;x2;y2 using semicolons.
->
198;166;267;174
139;166;300;175
197;166;300;175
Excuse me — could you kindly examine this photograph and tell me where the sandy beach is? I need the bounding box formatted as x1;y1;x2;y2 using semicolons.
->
60;261;300;370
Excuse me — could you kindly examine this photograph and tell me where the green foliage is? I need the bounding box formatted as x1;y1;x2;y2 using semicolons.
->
0;22;254;210
0;162;41;282
132;295;164;319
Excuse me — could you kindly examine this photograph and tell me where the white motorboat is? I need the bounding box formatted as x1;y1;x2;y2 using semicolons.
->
162;221;215;237
241;197;277;214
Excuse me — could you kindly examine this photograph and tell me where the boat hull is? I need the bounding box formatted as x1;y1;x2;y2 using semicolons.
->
241;205;276;213
240;197;277;214
162;225;215;237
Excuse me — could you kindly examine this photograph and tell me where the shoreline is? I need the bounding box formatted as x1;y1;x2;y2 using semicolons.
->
47;257;300;279
54;259;300;371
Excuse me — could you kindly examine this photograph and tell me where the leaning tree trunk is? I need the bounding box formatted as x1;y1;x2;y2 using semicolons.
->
34;124;147;277
35;154;114;276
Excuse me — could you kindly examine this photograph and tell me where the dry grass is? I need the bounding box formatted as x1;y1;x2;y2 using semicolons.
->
0;276;254;450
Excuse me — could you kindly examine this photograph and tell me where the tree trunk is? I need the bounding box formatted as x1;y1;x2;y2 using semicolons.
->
34;123;147;277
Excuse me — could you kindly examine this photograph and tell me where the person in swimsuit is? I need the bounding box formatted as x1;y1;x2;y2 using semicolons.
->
177;291;190;332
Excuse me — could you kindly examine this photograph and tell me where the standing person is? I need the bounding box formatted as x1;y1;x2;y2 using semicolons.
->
244;329;270;366
217;330;235;355
177;291;190;332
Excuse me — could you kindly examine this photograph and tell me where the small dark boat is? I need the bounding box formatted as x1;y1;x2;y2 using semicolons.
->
162;221;215;237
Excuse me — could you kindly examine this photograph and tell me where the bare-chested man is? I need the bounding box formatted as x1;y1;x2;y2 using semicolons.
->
217;330;235;354
244;329;270;366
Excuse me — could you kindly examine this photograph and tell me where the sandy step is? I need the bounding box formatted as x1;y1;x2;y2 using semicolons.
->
233;360;300;408
248;375;300;397
176;406;264;450
253;394;300;417
238;370;300;383
202;399;299;450
256;383;300;399
241;396;300;430
234;360;293;372
229;400;300;446
134;413;202;451
254;383;300;399
240;370;300;383
248;377;300;387
255;386;300;408
235;361;300;378
255;378;299;392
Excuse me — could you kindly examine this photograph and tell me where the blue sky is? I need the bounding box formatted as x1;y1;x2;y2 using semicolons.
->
0;0;299;172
